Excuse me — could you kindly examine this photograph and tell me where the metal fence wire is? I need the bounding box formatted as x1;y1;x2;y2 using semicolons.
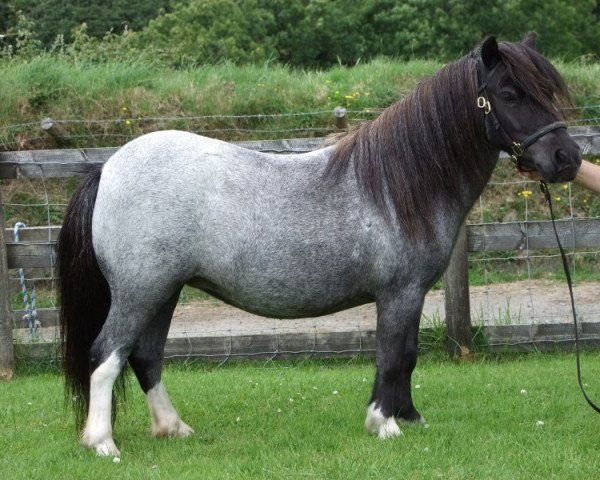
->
2;111;600;362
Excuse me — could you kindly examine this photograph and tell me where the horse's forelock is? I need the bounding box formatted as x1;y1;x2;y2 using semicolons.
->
499;42;573;118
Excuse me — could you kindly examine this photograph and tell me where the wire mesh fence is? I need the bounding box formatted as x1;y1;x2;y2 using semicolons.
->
2;109;600;362
0;109;384;152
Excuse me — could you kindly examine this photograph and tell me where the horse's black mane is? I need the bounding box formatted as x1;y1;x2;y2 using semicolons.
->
324;40;572;241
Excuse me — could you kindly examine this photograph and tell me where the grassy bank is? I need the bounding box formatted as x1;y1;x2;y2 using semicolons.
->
0;56;598;151
2;355;600;479
0;56;442;150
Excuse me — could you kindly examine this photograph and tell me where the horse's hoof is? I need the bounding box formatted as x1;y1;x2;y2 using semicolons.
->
86;438;120;457
152;418;195;438
175;421;195;438
365;403;403;440
399;414;426;425
81;429;120;457
82;438;120;457
96;439;121;457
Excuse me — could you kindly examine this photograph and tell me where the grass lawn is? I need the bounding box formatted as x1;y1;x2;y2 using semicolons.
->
1;354;600;479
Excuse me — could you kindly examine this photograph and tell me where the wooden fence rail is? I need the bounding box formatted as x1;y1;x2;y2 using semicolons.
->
1;126;600;372
3;217;600;305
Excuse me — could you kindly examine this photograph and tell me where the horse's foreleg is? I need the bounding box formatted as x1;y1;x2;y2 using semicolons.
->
128;290;194;439
366;292;425;439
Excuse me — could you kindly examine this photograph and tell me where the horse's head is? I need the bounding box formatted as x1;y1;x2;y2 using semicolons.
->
477;33;581;182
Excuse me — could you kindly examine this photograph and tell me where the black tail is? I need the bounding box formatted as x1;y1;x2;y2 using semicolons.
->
58;167;111;429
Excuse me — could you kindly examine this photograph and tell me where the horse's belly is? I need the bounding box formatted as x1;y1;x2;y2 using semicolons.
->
186;276;373;319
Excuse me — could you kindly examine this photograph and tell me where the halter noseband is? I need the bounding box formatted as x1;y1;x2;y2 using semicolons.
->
476;60;566;166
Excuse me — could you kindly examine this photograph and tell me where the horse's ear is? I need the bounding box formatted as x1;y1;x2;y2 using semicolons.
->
523;32;537;49
480;36;500;69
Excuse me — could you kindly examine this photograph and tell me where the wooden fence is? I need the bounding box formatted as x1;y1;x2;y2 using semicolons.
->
1;126;600;374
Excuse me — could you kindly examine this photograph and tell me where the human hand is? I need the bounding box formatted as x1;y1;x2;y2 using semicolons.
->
519;169;542;181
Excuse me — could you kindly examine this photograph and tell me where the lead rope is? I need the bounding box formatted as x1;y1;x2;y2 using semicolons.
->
539;181;600;414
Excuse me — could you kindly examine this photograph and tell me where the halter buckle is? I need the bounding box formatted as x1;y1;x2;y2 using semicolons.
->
511;141;524;158
477;96;491;115
510;142;524;165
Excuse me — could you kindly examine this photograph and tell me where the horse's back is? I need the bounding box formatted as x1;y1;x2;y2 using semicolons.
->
91;131;391;316
97;130;334;232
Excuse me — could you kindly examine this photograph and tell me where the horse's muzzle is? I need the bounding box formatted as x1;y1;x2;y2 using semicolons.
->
541;144;582;183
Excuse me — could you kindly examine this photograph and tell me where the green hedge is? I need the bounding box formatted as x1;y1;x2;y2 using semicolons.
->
2;1;600;68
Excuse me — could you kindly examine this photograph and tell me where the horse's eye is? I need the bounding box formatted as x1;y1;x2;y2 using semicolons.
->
499;91;518;104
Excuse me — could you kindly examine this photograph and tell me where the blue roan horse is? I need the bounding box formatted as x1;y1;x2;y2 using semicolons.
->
59;34;581;456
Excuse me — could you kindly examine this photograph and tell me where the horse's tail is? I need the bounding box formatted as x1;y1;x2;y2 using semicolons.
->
58;167;112;429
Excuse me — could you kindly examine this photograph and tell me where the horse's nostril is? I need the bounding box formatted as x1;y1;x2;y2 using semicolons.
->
555;149;569;163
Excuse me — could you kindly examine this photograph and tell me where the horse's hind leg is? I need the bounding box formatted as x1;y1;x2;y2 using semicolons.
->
81;348;125;456
366;291;425;439
80;302;148;456
81;292;179;456
128;290;194;439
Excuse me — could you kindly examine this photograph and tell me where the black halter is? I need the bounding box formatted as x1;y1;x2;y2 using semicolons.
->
476;60;566;166
479;56;600;416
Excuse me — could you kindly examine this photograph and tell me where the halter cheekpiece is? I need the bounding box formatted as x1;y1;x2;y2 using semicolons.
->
476;59;566;166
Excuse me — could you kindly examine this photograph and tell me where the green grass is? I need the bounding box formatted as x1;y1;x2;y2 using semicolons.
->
2;354;600;479
0;55;598;151
0;56;442;150
467;251;600;286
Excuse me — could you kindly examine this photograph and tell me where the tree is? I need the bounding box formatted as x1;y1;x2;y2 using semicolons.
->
268;0;370;67
497;0;600;59
5;0;172;47
3;0;600;68
137;0;277;65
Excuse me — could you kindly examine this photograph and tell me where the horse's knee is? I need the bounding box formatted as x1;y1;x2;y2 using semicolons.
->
128;291;179;393
88;344;124;384
379;342;418;380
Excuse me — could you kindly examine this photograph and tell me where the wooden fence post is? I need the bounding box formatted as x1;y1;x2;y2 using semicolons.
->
41;118;70;147
443;222;474;359
0;187;15;380
333;106;349;130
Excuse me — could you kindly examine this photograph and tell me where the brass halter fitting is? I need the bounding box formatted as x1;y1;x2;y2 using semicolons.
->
510;141;524;164
477;96;491;115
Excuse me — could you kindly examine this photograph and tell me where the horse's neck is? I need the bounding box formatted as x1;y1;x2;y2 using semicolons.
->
447;147;501;228
461;147;499;203
413;146;498;264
